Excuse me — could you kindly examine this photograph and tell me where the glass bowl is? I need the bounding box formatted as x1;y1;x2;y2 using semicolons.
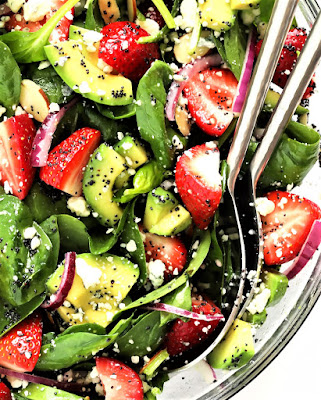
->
159;1;321;398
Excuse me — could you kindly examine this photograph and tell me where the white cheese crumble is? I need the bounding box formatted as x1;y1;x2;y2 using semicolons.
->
255;197;276;216
23;0;51;22
76;257;102;289
246;283;271;315
126;240;137;252
30;236;41;250
67;196;91;217
7;0;25;13
147;259;166;288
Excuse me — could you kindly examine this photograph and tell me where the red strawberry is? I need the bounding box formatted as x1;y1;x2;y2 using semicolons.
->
40;127;101;196
96;357;144;400
0;382;11;400
142;229;187;281
98;21;160;81
175;142;222;230
5;0;74;43
166;296;221;356
139;1;165;28
255;28;314;99
183;67;238;136
0;114;36;200
0;314;42;372
261;191;321;266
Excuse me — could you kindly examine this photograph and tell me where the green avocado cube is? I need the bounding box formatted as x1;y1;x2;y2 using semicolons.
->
261;267;288;306
244;309;267;326
231;0;260;10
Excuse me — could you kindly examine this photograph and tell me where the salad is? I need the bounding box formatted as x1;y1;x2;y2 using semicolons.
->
0;0;320;399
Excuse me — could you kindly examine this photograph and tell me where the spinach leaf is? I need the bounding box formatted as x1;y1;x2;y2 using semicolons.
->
0;295;44;338
89;203;130;255
136;61;173;169
0;195;54;306
96;102;136;120
224;16;247;80
0;42;21;115
60;323;106;336
56;215;90;253
40;216;60;266
85;0;105;31
23;384;85;400
259;0;275;23
114;161;165;203
115;312;167;357
120;200;147;285
259;121;320;189
159;280;192;326
187;229;212;277
209;33;228;65
0;0;79;63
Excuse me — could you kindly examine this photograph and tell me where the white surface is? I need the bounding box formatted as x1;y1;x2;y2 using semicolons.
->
232;296;321;400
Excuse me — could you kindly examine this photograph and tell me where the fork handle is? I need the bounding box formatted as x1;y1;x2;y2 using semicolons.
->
250;10;321;188
227;0;299;193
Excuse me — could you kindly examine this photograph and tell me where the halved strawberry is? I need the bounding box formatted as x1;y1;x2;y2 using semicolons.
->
142;229;187;281
40;127;101;196
175;142;222;230
0;382;11;400
0;314;42;372
96;357;144;400
5;0;74;43
0;114;36;200
183;67;238;136
261;191;321;266
166;296;221;356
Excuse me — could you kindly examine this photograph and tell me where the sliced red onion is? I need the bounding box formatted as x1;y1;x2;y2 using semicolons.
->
284;220;321;280
165;54;223;121
232;28;256;113
41;252;76;310
31;97;79;167
0;366;83;392
0;4;11;17
145;303;225;322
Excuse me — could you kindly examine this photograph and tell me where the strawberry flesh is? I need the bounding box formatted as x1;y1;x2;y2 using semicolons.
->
40;127;101;196
0;314;42;372
183;67;238;136
166;296;221;356
0;114;36;200
96;357;144;400
0;382;11;400
175;142;222;229
262;191;321;266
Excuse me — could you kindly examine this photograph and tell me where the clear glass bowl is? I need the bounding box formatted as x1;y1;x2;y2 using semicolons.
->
159;1;321;398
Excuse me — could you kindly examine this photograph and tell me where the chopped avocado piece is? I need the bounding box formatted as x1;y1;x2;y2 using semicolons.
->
261;267;288;306
24;383;85;400
44;40;133;106
83;143;125;226
231;0;260;10
264;89;308;115
244;309;267;325
199;0;237;31
69;24;92;41
207;319;255;369
114;136;148;189
46;253;139;327
144;187;192;235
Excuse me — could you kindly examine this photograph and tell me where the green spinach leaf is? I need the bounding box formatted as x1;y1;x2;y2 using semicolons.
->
259;0;275;23
96;102;136;120
224;16;247;80
85;0;105;31
56;214;90;253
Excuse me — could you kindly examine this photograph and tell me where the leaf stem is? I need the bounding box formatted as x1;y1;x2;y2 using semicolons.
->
151;0;176;29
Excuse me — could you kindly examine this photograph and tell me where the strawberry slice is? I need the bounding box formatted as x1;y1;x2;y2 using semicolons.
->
261;191;321;266
0;314;42;372
142;229;187;281
255;28;315;99
96;357;144;400
40;127;101;196
0;382;11;400
166;296;221;356
183;67;238;136
5;0;74;43
175;142;222;230
0;114;36;200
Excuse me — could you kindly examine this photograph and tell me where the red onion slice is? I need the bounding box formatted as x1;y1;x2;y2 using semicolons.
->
145;303;225;322
41;252;76;310
0;366;83;392
31;97;79;167
284;220;321;280
232;28;256;113
165;54;223;121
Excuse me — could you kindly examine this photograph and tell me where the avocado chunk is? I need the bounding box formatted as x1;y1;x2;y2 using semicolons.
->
207;319;255;369
231;0;260;10
261;267;288;306
114;136;148;189
46;253;139;327
199;0;237;31
244;309;267;325
144;187;192;235
44;40;133;106
83;143;125;226
23;383;84;400
264;89;308;115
